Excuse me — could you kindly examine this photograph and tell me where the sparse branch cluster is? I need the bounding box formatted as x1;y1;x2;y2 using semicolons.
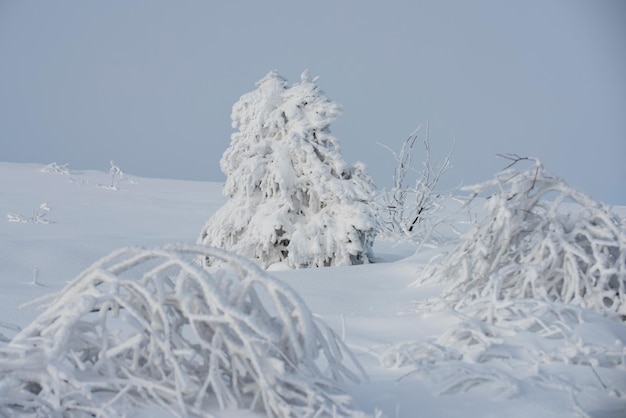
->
0;245;367;417
377;122;454;241
102;160;126;190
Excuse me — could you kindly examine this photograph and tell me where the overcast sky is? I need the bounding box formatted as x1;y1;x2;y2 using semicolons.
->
1;0;624;204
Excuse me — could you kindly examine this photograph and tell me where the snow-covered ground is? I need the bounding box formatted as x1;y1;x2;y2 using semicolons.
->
1;162;625;417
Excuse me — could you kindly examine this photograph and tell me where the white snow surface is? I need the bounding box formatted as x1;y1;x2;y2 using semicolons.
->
1;162;625;417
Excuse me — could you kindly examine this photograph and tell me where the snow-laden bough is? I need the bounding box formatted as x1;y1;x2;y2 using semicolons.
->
0;245;368;417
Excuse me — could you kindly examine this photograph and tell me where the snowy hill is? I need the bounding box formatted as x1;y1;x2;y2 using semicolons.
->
1;162;625;417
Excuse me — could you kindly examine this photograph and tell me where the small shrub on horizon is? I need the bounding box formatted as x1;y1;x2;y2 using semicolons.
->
6;202;50;224
40;162;70;175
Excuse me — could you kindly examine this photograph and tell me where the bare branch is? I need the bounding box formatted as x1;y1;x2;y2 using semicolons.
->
377;122;456;241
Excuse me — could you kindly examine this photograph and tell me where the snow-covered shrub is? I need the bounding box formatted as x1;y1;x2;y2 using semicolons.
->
0;245;367;417
379;157;626;412
6;202;50;224
382;299;626;402
198;70;377;269
41;162;70;175
98;160;126;190
418;156;626;320
377;122;455;242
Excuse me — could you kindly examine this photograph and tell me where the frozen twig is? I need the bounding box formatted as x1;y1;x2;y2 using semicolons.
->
377;122;457;242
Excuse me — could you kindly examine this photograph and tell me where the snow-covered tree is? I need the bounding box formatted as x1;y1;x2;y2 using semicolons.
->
199;70;377;269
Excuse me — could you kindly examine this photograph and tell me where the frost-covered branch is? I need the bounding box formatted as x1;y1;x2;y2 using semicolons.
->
0;321;20;344
382;298;626;404
377;122;455;242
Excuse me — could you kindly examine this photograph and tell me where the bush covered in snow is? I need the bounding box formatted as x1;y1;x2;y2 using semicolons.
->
382;298;626;404
419;157;626;320
381;158;626;409
0;245;367;417
6;202;51;224
98;160;127;190
198;70;377;269
40;162;71;175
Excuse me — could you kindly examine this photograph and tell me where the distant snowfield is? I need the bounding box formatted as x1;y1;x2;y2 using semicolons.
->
1;162;625;417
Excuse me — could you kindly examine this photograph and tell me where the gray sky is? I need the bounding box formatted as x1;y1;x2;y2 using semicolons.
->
1;0;624;204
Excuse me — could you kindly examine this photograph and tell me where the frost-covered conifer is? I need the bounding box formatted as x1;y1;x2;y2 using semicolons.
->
199;70;377;268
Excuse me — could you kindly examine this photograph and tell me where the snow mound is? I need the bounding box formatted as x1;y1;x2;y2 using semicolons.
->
0;245;367;417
